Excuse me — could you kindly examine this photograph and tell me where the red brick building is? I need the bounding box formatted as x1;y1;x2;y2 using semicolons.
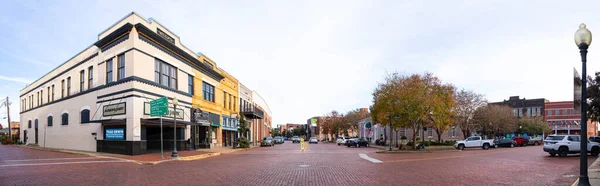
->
545;101;597;136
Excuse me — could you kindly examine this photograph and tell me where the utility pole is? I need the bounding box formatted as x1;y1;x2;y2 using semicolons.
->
6;96;11;140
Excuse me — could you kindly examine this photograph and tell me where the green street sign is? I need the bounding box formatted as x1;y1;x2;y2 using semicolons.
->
150;97;169;116
365;122;372;129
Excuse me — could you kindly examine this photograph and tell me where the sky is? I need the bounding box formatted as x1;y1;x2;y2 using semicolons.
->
1;1;600;127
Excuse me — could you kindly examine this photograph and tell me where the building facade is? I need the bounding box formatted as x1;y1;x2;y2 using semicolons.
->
19;12;270;155
545;101;597;136
357;117;465;143
489;96;547;118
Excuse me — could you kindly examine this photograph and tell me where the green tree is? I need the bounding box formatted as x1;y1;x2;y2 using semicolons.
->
238;115;249;138
473;104;517;137
517;117;551;135
587;72;600;121
454;89;487;139
271;128;281;137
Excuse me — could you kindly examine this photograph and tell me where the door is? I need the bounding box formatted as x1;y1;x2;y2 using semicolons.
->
23;130;27;144
568;136;581;151
35;129;38;144
466;137;480;147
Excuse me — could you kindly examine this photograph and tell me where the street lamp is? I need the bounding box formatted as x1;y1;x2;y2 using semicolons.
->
389;114;399;151
172;97;179;158
575;23;592;186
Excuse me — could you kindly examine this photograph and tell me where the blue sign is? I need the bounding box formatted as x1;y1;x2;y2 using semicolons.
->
105;128;124;140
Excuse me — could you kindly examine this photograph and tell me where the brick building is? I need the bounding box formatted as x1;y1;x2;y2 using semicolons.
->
489;96;547;118
545;101;597;136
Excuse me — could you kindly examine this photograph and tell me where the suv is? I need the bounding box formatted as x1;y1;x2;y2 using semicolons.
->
336;137;348;146
511;136;529;147
590;136;600;143
544;135;600;157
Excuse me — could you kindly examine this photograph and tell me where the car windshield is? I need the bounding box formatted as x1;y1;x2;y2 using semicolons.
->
546;136;565;141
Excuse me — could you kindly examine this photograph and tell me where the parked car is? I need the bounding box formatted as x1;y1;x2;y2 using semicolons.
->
261;137;274;147
273;136;284;144
454;136;494;150
283;137;289;141
345;138;369;148
590;136;600;143
544;135;600;157
511;136;529;147
309;137;318;144
292;136;301;143
494;139;516;148
526;136;543;146
336;136;349;146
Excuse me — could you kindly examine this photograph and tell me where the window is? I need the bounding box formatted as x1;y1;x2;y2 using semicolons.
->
223;91;227;108
106;59;113;83
233;96;236;112
229;94;232;110
47;87;50;103
564;109;568;116
568;136;580;142
28;120;31;128
40;90;43;105
203;82;215;102
400;128;406;137
80;70;85;92
61;80;65;98
62;113;69;125
548;110;553;116
48;116;53;127
117;54;125;80
188;75;194;95
81;109;90;123
451;126;456;137
67;77;71;96
428;127;433;137
416;129;420;136
51;85;55;101
154;59;177;89
88;66;93;89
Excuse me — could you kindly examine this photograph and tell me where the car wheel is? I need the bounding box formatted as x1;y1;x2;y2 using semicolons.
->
458;144;465;150
558;147;568;157
550;153;556;157
523;143;527;147
592;147;600;156
510;143;514;148
483;144;490;150
338;143;340;146
494;144;498;148
534;142;539;146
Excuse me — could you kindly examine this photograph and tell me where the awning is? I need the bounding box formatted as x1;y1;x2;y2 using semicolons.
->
87;119;127;126
211;123;221;127
141;118;194;127
222;127;237;131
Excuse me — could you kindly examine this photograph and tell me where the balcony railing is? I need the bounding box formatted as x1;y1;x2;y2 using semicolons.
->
241;105;264;119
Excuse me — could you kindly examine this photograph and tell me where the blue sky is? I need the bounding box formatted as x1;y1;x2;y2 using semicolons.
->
1;1;600;127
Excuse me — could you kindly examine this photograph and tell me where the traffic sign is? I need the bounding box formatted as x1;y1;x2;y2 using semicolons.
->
150;97;169;116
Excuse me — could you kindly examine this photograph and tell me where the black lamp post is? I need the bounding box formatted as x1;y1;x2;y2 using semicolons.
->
575;23;592;186
171;97;179;158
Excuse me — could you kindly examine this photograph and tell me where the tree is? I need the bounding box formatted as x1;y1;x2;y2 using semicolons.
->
429;84;456;142
238;115;249;138
271;128;281;137
454;89;487;139
344;108;370;137
472;104;517;137
587;72;600;121
371;72;453;149
517;116;552;135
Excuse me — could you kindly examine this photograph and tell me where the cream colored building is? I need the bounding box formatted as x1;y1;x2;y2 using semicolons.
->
19;12;225;155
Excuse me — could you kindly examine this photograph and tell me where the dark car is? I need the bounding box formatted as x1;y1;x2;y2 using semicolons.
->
511;136;529;147
292;136;301;143
345;138;369;148
590;136;600;143
494;139;516;148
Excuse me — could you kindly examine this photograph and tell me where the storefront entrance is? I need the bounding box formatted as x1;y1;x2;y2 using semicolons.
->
190;125;210;149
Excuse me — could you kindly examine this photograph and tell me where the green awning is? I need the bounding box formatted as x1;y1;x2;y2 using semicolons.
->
211;123;221;127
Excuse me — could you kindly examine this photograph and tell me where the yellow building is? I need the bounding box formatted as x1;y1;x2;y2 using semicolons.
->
190;54;239;148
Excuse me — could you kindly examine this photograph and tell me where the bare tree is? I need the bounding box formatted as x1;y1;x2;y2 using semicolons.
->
473;105;517;138
454;89;487;139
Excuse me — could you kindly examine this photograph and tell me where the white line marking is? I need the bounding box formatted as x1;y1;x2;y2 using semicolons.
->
359;153;382;163
0;160;131;167
3;157;106;162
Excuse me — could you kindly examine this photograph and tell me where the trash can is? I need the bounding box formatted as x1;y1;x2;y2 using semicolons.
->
233;142;238;149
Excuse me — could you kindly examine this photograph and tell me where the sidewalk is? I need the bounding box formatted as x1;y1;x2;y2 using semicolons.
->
19;145;253;165
587;157;600;186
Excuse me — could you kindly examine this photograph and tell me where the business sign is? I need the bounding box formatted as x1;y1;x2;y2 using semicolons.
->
192;108;210;126
105;128;124;140
103;103;126;117
157;28;175;44
311;118;317;127
150;97;168;116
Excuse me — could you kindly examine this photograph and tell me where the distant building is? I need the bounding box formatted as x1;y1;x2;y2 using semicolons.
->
545;101;597;136
358;117;464;143
489;96;547;118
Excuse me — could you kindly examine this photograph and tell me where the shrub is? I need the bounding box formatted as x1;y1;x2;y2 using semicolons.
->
400;136;407;140
416;137;420;141
236;137;250;148
406;141;414;147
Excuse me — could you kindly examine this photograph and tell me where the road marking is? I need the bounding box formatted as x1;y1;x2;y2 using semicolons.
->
359;153;382;163
0;160;131;167
3;157;104;162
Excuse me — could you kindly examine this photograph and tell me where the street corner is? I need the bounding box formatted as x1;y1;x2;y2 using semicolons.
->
178;152;222;161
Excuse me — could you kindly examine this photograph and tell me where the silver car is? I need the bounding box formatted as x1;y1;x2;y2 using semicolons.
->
261;137;274;147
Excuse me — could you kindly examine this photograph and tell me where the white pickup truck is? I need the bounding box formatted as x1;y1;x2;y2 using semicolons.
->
455;136;494;150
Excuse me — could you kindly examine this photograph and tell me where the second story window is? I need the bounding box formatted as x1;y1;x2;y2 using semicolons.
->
203;82;214;102
117;54;125;80
61;80;65;98
51;85;54;101
188;75;194;95
80;70;85;92
106;59;113;83
47;87;50;103
88;66;93;89
67;77;71;96
40;90;43;105
154;59;177;89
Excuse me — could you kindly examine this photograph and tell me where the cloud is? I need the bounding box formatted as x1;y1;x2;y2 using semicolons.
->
0;47;54;67
0;75;31;84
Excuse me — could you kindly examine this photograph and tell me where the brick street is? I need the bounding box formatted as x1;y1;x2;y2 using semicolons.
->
0;143;596;186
